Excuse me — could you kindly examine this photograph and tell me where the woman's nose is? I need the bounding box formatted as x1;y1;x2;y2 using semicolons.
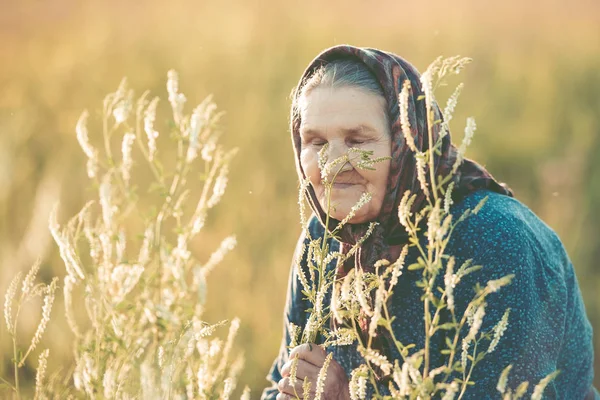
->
327;140;348;161
324;141;353;175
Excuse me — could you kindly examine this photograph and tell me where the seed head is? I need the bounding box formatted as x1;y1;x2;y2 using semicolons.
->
314;352;333;400
465;303;486;343
444;256;457;312
207;164;229;208
488;308;510;353
121;132;136;184
369;281;385;337
358;346;392;376
496;364;513;394
144;97;160;161
531;370;560;400
4;271;22;334
441;382;459;400
399;79;417;152
444;182;455;214
338;192;372;229
453;117;477;173
20;278;58;367
35;349;50;399
75;110;99;178
240;386;251;400
202;235;236;275
349;365;368;400
398;190;416;228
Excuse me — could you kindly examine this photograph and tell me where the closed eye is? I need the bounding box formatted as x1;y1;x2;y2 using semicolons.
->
301;136;327;147
347;138;366;146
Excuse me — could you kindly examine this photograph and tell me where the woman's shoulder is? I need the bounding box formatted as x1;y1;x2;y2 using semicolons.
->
449;189;571;279
451;189;562;248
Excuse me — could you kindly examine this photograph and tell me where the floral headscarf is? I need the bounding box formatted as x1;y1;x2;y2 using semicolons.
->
290;45;513;370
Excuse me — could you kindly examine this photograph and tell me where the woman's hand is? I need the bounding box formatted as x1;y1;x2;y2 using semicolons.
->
276;343;351;400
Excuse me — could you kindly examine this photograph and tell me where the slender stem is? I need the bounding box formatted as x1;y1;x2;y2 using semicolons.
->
382;301;407;364
309;160;346;344
443;284;494;378
132;95;164;186
424;298;431;378
426;109;439;204
424;218;435;378
350;317;381;398
95;297;102;387
12;297;24;400
102;114;117;166
190;152;221;227
13;336;20;400
457;340;479;399
444;305;471;377
0;376;16;391
428;291;447;337
423;93;442;378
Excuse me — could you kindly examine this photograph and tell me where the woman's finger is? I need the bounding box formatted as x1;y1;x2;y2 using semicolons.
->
277;376;305;397
288;343;327;367
281;358;319;380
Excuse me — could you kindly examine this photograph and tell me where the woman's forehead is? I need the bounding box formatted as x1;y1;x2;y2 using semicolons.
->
300;124;377;136
299;86;387;133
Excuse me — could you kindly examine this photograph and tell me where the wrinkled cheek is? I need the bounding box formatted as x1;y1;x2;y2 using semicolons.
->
299;149;320;186
300;149;325;205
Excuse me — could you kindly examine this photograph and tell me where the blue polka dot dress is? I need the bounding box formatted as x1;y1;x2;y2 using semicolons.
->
261;190;597;399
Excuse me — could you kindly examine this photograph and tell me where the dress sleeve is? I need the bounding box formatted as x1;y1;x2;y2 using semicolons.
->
449;212;594;399
260;228;311;400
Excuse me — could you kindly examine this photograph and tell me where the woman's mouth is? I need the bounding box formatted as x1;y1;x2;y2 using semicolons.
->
332;182;358;189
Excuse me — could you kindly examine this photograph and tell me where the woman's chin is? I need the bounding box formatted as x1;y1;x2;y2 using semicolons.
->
329;209;371;224
318;196;376;223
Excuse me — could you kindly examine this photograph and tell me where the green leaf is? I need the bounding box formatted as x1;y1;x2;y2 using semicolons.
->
462;265;484;276
413;356;423;370
423;377;434;392
437;323;457;330
408;263;424;271
409;237;420;245
148;182;163;194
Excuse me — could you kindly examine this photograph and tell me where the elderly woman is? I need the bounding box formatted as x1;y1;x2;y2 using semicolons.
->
261;45;597;399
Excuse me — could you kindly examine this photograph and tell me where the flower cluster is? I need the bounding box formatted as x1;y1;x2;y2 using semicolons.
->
3;72;248;399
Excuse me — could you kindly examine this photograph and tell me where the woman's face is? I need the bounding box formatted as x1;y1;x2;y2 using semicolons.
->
299;85;391;224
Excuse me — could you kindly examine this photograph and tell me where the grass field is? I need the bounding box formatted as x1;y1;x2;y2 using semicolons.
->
1;0;599;396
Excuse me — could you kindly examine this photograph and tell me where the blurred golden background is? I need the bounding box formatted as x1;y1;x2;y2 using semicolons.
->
1;0;599;395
